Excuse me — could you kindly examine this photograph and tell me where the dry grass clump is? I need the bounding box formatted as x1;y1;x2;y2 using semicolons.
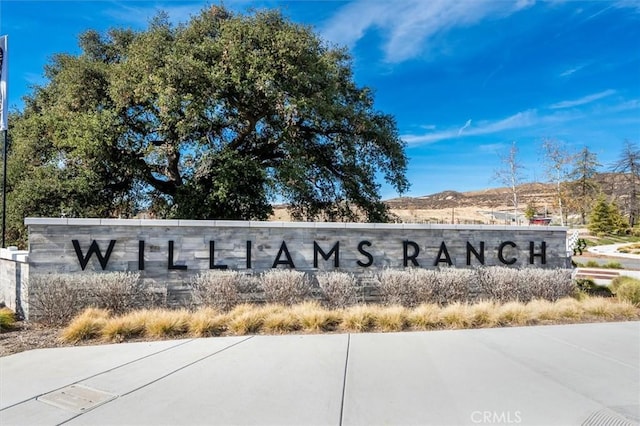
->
525;299;561;322
496;301;529;326
290;301;340;332
340;305;375;332
61;308;111;342
188;307;228;337
317;272;359;308
260;270;310;305
466;300;499;327
58;296;639;344
438;302;471;328
372;305;410;332
189;271;243;311
144;309;190;338
101;310;148;341
407;303;442;329
226;304;269;335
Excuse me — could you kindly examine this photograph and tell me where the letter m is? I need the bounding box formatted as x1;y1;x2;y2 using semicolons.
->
72;240;116;271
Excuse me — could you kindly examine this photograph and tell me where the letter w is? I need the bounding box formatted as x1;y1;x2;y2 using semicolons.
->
72;240;116;271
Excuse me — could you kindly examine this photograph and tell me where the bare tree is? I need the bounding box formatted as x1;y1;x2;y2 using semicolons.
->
494;142;526;224
612;140;640;227
541;139;572;226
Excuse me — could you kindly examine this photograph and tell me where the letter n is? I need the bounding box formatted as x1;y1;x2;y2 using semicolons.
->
72;240;116;271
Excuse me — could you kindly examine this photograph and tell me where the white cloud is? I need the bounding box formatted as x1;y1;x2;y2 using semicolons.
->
458;119;472;135
550;89;616;109
559;63;587;78
321;0;534;62
402;108;582;146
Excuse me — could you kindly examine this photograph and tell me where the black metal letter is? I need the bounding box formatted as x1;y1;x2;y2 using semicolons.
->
403;240;420;267
138;240;145;270
313;241;340;268
498;241;517;265
435;241;453;266
529;241;546;265
466;241;485;266
72;240;116;271
357;240;373;267
168;240;187;270
209;241;228;270
272;241;295;268
246;241;252;269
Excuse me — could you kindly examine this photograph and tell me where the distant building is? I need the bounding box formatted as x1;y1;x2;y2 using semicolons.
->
529;216;552;225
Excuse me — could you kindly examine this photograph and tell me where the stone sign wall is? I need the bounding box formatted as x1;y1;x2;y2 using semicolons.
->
7;218;570;319
27;218;569;277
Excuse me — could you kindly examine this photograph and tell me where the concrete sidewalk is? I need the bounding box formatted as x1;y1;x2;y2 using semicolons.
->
1;322;638;426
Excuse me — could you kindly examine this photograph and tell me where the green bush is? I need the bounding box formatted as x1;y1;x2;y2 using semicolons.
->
603;261;623;269
0;307;16;331
574;278;613;297
616;281;640;306
610;276;640;293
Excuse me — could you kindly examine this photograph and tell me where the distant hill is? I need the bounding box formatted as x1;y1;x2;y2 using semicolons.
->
271;173;634;224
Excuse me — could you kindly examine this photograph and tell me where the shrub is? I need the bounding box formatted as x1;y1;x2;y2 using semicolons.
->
616;281;640;306
29;274;85;326
86;272;150;314
526;268;575;301
476;267;522;303
260;270;310;305
477;267;573;303
575;278;613;297
0;307;16;331
317;271;359;308
603;261;623;269
610;276;639;293
585;260;601;268
190;270;243;311
376;269;437;307
432;268;472;304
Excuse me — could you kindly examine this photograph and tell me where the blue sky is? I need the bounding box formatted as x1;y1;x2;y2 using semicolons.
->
1;0;639;199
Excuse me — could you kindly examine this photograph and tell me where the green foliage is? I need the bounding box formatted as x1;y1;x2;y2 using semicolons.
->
588;195;628;235
0;308;16;331
610;275;639;293
615;280;640;306
574;279;613;297
567;146;601;225
524;202;537;220
6;5;409;245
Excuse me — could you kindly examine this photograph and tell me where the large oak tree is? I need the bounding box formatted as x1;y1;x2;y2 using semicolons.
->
6;6;408;244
